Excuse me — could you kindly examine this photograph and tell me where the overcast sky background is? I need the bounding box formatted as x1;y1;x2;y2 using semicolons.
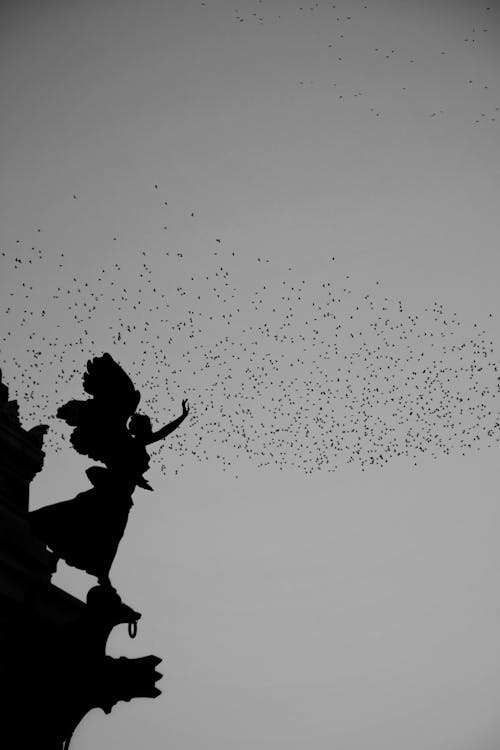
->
2;1;500;748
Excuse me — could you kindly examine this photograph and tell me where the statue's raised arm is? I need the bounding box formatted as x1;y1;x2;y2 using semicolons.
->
140;399;189;446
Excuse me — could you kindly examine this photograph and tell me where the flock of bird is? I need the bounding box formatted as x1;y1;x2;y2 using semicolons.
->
1;187;499;480
223;1;498;126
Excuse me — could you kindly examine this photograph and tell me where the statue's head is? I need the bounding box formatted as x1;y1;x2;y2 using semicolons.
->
129;413;152;438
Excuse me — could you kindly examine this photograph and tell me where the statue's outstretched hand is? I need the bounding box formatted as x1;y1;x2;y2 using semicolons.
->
182;398;189;418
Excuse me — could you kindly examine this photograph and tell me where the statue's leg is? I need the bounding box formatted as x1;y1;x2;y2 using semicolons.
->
47;549;59;576
97;573;115;591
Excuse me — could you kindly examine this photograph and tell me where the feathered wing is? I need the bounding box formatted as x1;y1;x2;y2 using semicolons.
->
82;352;141;416
56;353;141;465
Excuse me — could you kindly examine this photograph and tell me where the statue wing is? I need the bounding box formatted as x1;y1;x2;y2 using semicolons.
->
82;352;141;420
57;353;141;464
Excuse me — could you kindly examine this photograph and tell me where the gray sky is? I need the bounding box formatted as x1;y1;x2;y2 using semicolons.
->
2;1;500;748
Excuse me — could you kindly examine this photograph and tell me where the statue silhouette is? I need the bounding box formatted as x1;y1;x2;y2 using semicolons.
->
29;353;189;588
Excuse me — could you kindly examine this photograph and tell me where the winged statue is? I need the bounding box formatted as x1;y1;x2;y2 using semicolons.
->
29;353;189;588
55;352;188;490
